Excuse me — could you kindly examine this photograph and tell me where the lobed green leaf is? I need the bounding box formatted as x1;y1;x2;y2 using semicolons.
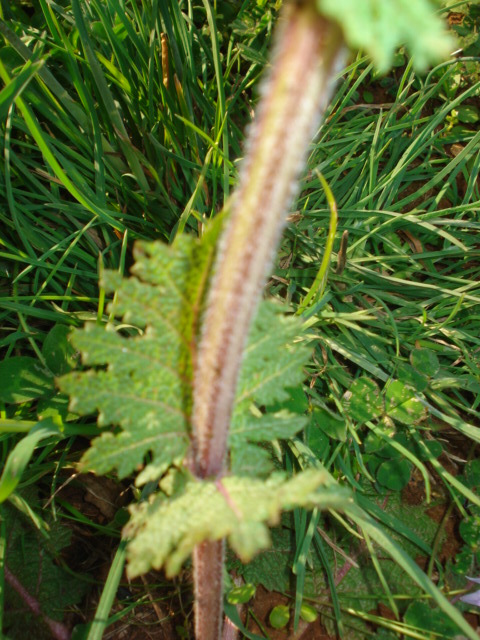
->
59;219;311;482
316;0;454;72
58;229;218;481
124;469;352;577
230;302;311;474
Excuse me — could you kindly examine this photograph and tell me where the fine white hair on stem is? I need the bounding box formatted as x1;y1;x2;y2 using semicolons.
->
191;4;346;638
192;2;346;481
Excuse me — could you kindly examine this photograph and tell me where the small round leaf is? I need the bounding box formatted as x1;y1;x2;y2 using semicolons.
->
376;458;412;491
410;348;440;377
376;433;410;459
465;459;480;488
363;431;386;454
269;605;290;629
226;583;256;605
348;378;383;424
396;363;428;392
459;517;480;546
313;408;347;441
385;380;426;425
42;324;76;375
300;603;318;622
457;105;479;124
410;438;443;461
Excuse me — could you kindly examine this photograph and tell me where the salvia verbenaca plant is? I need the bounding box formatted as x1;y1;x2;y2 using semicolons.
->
58;1;476;639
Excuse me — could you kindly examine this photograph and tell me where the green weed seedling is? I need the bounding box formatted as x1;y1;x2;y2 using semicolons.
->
53;1;478;639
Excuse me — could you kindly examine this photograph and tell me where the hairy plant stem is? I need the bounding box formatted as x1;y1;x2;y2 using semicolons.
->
191;1;346;638
193;540;225;639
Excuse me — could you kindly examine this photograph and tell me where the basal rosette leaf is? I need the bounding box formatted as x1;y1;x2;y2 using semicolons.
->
316;0;454;72
124;469;353;578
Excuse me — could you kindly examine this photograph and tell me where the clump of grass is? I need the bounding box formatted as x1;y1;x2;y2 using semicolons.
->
0;0;276;349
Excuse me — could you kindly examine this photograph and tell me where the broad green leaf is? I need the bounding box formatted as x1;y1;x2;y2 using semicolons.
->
356;490;436;560
404;601;461;638
410;348;440;377
229;442;275;478
385;380;426;425
313;407;347;441
230;303;311;476
465;459;480;489
289;440;479;640
0;356;54;403
396;363;429;392
306;422;330;460
410;437;443;461
234;303;310;410
457;104;480;124
376;458;412;491
316;0;454;73
237;524;293;592
375;433;409;459
42;324;76;375
231;410;307;445
269;386;310;415
3;496;87;637
459;517;480;547
345;502;479;640
124;469;352;577
348;377;383;424
59;319;191;481
37;393;78;423
363;431;388;455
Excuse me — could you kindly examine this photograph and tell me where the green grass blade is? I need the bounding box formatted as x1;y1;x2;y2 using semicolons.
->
86;539;127;640
0;421;62;503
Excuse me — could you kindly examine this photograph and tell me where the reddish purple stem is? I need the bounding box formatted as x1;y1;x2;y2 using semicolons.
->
5;564;71;640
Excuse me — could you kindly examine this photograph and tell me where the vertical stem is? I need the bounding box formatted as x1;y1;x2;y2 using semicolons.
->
191;3;346;639
193;540;225;639
192;1;346;480
4;565;71;640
